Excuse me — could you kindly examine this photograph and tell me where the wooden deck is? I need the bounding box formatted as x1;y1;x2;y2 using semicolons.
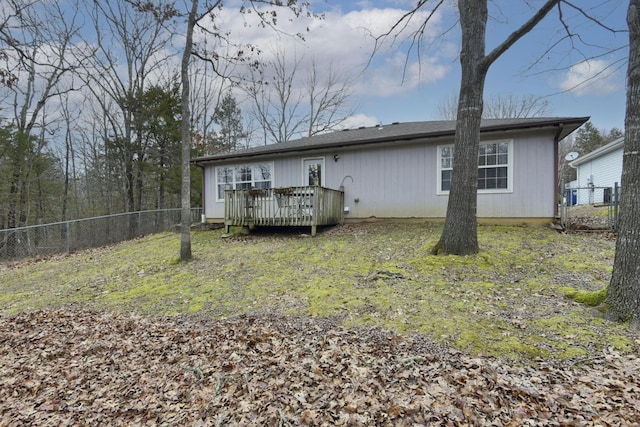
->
224;186;344;236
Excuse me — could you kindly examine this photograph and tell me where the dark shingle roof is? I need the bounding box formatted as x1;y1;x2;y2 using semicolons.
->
192;117;589;164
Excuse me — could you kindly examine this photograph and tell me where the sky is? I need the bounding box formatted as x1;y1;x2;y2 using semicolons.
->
0;0;629;139
211;0;629;133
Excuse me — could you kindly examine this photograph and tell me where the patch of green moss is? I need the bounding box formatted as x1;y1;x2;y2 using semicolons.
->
607;334;634;352
560;286;608;306
0;222;634;363
528;313;633;357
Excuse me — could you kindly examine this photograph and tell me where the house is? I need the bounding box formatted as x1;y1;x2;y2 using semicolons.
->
568;137;624;205
192;117;588;233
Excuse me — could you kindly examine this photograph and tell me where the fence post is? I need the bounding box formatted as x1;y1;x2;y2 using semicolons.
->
65;221;70;255
137;212;142;237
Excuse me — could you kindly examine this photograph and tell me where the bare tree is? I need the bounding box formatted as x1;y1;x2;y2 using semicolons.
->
188;41;239;145
0;0;82;228
432;1;561;255
0;0;23;89
79;0;174;215
167;0;316;261
607;0;640;326
437;93;551;120
58;92;81;221
74;95;123;217
378;1;624;255
179;0;199;262
305;58;354;136
245;48;354;144
245;47;305;144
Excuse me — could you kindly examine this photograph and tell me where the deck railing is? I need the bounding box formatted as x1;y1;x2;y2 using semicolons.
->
224;186;344;236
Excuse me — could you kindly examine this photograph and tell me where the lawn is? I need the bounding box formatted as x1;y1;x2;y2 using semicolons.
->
0;221;634;361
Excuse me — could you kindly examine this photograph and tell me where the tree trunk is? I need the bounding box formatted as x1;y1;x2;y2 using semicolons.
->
607;0;640;325
433;0;488;255
179;0;198;262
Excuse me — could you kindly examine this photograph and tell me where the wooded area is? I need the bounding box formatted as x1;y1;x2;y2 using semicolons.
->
0;1;204;229
0;0;336;231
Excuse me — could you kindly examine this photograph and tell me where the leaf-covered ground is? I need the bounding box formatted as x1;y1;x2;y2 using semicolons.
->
1;310;639;426
2;222;640;424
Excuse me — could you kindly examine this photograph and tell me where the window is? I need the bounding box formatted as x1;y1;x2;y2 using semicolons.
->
478;142;509;190
437;140;513;194
216;163;273;200
440;146;454;192
303;158;324;186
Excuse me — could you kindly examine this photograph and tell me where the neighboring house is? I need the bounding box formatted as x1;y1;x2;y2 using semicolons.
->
192;117;588;229
569;137;624;205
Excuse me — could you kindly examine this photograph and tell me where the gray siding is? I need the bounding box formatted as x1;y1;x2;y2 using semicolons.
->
203;129;558;220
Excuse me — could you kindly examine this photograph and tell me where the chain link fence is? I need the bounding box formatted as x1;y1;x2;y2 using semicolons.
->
0;208;202;261
560;184;620;231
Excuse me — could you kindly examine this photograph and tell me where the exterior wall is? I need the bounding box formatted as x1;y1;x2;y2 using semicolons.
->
202;129;558;220
494;131;556;218
574;148;623;204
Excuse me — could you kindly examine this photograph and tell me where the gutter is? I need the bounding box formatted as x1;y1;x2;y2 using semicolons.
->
553;123;565;218
192;162;206;222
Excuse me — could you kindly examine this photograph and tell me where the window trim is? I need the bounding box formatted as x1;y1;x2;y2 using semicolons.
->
302;157;325;186
215;162;274;201
436;139;514;195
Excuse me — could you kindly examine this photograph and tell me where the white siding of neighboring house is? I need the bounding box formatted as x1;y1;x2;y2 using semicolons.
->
202;128;558;221
572;139;623;205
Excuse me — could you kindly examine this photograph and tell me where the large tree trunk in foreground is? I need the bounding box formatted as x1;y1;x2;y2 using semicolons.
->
607;0;640;325
179;0;199;262
433;0;559;255
433;0;488;255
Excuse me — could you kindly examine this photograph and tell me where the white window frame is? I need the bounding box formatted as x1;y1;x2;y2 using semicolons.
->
302;157;325;186
437;139;513;195
215;162;274;201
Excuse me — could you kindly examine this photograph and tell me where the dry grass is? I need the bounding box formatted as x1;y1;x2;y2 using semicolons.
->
0;221;636;363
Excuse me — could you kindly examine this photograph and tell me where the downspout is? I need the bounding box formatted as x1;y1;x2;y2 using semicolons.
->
193;162;206;223
553;123;565;218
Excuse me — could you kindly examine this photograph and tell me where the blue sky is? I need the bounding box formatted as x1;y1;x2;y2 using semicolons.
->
2;0;628;138
227;0;629;132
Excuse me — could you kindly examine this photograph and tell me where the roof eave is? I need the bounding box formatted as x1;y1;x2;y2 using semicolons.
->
192;116;589;165
570;136;625;166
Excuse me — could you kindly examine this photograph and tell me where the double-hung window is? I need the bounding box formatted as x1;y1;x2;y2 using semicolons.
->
216;163;273;201
437;140;513;194
478;142;509;190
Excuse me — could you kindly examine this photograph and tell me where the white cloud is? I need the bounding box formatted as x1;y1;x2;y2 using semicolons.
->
355;52;451;97
557;59;622;96
206;4;453;98
338;113;381;129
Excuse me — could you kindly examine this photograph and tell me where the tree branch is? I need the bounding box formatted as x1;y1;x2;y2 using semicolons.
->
482;0;560;69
